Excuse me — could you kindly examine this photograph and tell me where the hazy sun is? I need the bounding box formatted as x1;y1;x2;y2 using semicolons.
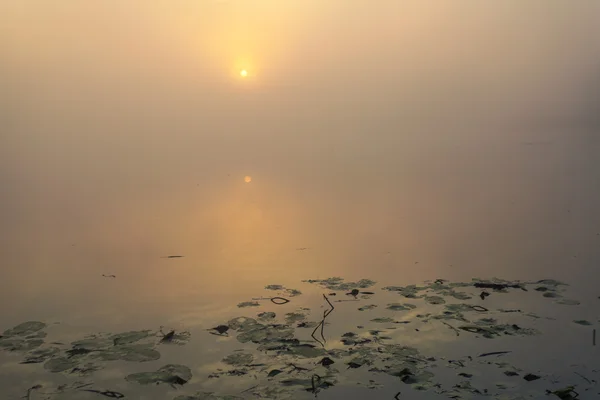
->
244;176;252;183
240;69;248;77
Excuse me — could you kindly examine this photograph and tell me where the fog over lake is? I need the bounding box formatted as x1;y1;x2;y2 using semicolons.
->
1;2;600;399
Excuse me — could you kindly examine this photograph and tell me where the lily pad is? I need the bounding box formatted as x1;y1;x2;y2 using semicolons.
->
237;301;260;308
386;303;416;311
126;364;192;386
285;313;306;323
303;277;376;291
557;299;580;306
2;321;46;337
358;304;378;311
573;320;592;326
223;352;254;366
21;347;60;364
93;344;161;362
424;296;446;305
44;357;78;373
257;312;276;321
370;317;396;323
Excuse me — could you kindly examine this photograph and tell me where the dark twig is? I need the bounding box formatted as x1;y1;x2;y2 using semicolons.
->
241;384;259;394
394;392;402;400
441;321;460;336
574;371;592;384
22;385;42;400
82;389;125;398
271;297;290;305
311;295;334;347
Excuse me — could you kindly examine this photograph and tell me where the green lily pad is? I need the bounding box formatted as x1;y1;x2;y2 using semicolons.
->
223;352;254;366
21;347;60;364
424;296;446;305
303;277;376;291
126;364;192;386
257;312;276;321
557;299;580;306
285;313;306;323
358;304;378;311
0;337;44;351
573;320;592;326
237;301;260;308
386;303;416;311
370;317;396;323
2;321;46;337
44;357;78;373
93;344;161;362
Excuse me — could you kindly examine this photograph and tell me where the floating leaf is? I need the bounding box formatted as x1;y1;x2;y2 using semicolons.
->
222;352;253;366
386;303;416;311
126;364;192;386
44;357;78;373
2;321;46;337
359;304;378;311
573;320;592;326
237;301;260;308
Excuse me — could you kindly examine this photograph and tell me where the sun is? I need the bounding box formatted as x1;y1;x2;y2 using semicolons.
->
240;69;248;77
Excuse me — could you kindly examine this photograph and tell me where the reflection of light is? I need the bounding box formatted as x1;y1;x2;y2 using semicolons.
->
240;69;248;77
244;176;252;183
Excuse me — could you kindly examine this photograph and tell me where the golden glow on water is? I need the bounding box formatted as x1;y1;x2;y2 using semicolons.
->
240;69;248;77
244;175;252;183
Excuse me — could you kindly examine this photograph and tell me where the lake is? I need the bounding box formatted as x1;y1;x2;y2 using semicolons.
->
1;1;600;399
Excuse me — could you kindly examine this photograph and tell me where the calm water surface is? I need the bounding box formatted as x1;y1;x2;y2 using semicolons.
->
1;1;600;399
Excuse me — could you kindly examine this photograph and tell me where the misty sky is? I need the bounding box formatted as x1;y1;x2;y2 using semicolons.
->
1;2;600;314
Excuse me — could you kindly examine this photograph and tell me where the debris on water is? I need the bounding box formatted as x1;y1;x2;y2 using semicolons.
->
208;325;230;336
101;274;116;278
237;301;260;308
126;364;192;387
504;371;520;377
164;255;184;258
268;369;284;377
348;289;360;297
546;386;579;400
318;357;335;367
480;291;490;300
158;328;191;345
82;389;125;398
523;373;541;381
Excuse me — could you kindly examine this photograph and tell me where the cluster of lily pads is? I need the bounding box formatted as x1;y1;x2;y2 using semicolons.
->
0;277;596;399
